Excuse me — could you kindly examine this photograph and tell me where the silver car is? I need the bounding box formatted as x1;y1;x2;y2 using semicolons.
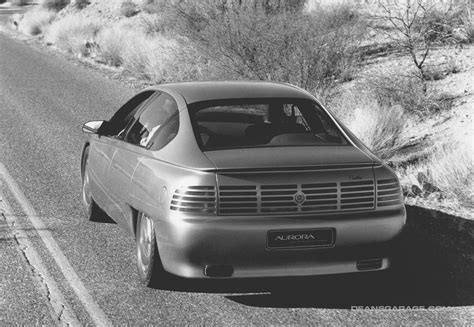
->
81;81;406;287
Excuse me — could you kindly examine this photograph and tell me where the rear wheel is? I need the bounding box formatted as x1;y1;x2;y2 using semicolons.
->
136;211;166;287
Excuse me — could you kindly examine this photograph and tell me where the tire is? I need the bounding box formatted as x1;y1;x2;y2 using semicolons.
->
136;211;167;287
81;146;109;222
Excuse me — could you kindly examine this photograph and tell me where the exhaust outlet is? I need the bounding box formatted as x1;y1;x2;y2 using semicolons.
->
204;265;234;278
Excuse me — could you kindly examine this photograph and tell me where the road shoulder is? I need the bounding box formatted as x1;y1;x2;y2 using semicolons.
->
0;212;56;325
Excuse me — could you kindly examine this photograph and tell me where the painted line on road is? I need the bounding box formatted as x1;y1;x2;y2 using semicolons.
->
0;163;112;327
0;195;80;326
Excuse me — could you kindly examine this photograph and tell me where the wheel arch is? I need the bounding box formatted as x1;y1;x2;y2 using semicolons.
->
80;142;90;179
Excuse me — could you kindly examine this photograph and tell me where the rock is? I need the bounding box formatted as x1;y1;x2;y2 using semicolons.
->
423;181;442;194
417;171;429;184
411;184;423;196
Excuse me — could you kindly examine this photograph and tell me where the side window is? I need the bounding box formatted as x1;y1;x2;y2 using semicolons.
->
100;91;156;137
125;92;179;149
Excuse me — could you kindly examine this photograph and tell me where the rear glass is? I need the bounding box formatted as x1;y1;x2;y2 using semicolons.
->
189;99;348;151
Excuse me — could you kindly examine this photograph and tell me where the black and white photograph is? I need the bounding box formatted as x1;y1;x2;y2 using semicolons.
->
0;0;472;325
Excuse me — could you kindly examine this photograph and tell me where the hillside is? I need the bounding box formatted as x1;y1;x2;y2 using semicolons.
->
3;0;473;218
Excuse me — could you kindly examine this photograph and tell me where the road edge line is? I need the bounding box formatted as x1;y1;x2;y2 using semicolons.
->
0;196;81;326
0;163;111;327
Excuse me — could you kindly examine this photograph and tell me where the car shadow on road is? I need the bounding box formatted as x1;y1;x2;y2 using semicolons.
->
160;206;473;309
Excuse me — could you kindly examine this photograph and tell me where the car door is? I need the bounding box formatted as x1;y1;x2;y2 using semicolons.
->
107;92;179;232
88;91;156;219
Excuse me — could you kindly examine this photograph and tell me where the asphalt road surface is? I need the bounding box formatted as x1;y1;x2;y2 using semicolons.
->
1;19;473;325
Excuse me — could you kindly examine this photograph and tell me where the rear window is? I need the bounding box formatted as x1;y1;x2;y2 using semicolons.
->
189;99;348;151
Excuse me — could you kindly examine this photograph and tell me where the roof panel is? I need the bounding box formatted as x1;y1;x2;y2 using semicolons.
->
154;81;314;104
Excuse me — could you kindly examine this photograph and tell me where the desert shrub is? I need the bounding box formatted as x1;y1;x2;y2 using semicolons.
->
328;91;407;159
9;0;28;5
96;27;128;66
420;4;466;44
17;8;56;36
45;14;102;56
445;57;462;74
38;0;70;11
365;73;452;115
423;58;462;81
399;143;474;207
371;0;471;85
312;82;341;109
139;13;167;35
424;65;446;81
172;2;364;91
141;0;165;14
74;0;90;9
348;100;405;159
464;20;474;43
120;1;139;17
121;33;212;83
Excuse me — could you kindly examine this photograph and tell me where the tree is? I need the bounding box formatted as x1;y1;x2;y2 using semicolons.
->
371;0;460;92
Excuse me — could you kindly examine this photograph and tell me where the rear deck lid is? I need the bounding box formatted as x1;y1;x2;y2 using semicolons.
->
204;146;375;171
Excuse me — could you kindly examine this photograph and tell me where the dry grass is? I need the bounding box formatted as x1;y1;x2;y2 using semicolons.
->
399;143;474;209
364;72;453;115
139;12;167;35
45;13;101;55
329;91;408;159
120;0;139;17
120;33;211;83
174;2;365;91
17;9;56;36
38;0;70;11
9;0;28;5
96;26;128;66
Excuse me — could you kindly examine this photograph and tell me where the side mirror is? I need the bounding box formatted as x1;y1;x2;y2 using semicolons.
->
82;120;105;134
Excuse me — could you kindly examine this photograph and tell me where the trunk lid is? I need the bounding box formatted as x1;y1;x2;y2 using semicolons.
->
204;146;374;171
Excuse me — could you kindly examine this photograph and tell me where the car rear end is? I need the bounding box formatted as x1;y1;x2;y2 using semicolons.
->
157;155;405;279
153;90;406;279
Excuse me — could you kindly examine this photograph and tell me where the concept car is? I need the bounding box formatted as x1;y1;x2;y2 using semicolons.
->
81;81;406;286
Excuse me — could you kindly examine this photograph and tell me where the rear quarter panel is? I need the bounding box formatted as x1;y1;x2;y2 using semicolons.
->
130;157;216;234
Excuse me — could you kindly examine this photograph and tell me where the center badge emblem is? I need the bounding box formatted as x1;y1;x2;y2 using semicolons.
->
294;191;306;204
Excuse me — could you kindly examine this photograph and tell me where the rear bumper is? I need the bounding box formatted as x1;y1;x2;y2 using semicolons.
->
154;206;406;278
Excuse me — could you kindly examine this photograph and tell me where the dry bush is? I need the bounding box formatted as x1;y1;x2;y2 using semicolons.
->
423;65;446;81
96;26;128;66
9;0;28;5
17;9;56;36
38;0;70;11
399;143;474;207
371;0;471;84
139;13;167;35
464;20;474;43
365;73;452;115
329;91;407;159
121;33;212;83
73;0;89;9
120;1;139;17
45;14;102;56
420;2;470;44
424;59;462;81
172;2;364;91
348;101;405;159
